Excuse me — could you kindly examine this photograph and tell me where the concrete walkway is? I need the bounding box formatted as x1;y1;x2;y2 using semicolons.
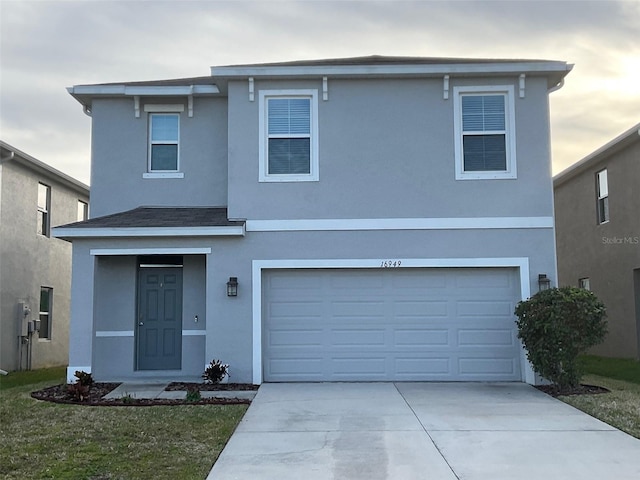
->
208;382;640;480
103;382;257;401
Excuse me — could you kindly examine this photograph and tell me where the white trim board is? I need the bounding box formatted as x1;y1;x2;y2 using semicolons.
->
54;225;245;238
251;257;534;385
96;331;134;337
246;217;553;232
90;247;212;256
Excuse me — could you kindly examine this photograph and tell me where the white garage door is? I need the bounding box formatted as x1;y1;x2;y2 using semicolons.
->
263;268;522;382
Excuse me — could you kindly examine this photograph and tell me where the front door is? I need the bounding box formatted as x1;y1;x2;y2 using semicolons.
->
137;267;183;370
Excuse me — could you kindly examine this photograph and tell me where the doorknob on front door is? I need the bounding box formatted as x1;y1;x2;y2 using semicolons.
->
139;322;144;326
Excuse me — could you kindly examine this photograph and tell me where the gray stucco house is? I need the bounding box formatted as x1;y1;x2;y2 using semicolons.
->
554;123;640;360
54;56;572;384
0;141;89;372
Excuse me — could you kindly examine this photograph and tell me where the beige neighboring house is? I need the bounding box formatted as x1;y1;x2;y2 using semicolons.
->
0;141;89;372
554;123;640;360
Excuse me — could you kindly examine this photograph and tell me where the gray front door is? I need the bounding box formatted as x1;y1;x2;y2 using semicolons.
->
137;268;183;370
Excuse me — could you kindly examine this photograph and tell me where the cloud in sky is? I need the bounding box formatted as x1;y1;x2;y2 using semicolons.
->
1;0;638;184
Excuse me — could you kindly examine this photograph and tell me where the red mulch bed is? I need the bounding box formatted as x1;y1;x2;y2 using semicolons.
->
31;382;253;406
535;383;610;397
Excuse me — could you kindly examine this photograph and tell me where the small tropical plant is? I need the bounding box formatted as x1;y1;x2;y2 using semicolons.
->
65;382;90;402
202;359;229;384
515;286;607;389
74;370;94;387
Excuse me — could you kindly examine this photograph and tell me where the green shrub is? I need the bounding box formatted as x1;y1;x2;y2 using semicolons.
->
186;387;202;403
515;286;607;388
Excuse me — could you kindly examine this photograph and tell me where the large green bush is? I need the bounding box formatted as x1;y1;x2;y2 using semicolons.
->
515;286;607;388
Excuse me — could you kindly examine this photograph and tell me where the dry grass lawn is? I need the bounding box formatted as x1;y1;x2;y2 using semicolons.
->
0;368;248;479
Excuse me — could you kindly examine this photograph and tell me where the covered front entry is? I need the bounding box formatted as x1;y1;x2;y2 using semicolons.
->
262;267;522;382
136;261;183;370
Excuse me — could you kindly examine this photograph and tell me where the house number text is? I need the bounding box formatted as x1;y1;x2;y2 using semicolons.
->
380;260;402;268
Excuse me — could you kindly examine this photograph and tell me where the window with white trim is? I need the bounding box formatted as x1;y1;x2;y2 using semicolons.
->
37;183;50;236
148;113;179;173
259;90;318;182
39;286;52;340
453;86;516;180
579;278;591;290
596;169;609;224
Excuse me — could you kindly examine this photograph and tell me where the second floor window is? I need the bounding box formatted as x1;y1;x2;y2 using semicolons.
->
149;114;179;172
37;183;50;236
454;86;516;180
259;90;319;182
596;169;609;224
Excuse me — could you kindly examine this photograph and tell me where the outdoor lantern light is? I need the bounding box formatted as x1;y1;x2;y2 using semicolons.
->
538;274;551;292
226;277;238;297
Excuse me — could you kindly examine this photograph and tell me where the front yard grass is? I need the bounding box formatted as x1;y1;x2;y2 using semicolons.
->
0;368;248;479
558;356;640;439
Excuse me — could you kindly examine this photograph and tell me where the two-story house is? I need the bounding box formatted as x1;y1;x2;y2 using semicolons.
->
0;141;89;372
55;56;572;384
554;123;640;360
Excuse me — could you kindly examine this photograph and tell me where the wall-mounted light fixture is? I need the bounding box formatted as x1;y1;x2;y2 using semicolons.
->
226;277;238;297
538;274;551;292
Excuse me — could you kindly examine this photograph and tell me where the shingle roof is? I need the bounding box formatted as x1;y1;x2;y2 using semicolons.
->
218;55;554;68
60;207;243;229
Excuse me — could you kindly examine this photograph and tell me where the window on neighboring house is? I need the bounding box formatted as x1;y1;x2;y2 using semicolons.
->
149;113;179;172
596;169;609;224
579;278;591;291
37;183;50;236
259;90;319;182
77;200;88;222
39;287;52;340
454;86;516;180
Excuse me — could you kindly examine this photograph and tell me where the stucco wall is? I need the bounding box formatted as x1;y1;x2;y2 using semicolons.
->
555;140;640;359
0;159;88;371
89;96;228;218
70;226;556;383
227;76;554;221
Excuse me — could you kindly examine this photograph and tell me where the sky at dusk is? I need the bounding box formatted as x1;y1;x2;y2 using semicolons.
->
1;0;639;185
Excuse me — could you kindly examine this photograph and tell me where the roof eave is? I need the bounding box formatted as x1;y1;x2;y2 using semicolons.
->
554;123;640;187
211;61;573;87
67;84;221;108
53;224;246;241
0;141;89;195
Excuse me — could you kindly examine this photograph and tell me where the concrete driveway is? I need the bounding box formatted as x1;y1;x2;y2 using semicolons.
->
208;382;640;480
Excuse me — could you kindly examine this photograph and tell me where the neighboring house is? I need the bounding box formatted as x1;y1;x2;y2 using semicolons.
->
54;56;572;384
0;141;90;372
554;123;640;360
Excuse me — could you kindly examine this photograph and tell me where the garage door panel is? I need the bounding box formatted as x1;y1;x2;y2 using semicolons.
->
456;301;516;317
458;329;516;346
394;329;449;346
263;268;521;382
268;328;324;347
331;300;386;317
393;301;449;317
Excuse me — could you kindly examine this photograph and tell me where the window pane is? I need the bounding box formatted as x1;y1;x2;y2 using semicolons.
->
150;145;178;171
597;170;608;197
38;184;49;210
151;115;178;141
598;197;609;223
37;211;45;235
462;95;505;131
463;134;506;171
268;98;310;135
268;138;311;174
77;201;88;221
40;288;50;313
